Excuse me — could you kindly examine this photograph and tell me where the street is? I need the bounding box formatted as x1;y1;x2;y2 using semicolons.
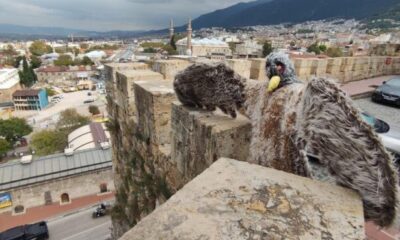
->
47;207;111;240
354;97;400;126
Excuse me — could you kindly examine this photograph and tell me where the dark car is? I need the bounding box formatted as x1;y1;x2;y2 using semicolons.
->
0;221;49;240
83;99;95;104
372;78;400;107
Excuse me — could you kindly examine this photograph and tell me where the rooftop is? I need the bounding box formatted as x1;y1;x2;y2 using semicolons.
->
0;68;19;90
12;89;41;97
0;148;112;191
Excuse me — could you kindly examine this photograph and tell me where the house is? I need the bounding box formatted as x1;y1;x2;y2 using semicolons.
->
12;89;48;111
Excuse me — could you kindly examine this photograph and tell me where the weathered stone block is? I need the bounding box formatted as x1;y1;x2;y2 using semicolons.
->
134;80;176;147
120;158;365;240
225;59;251;79
171;103;251;180
152;60;191;80
311;58;328;76
249;58;267;80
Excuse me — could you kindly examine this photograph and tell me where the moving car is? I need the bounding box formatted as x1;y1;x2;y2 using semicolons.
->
371;78;400;107
0;221;49;240
361;112;400;163
83;99;95;104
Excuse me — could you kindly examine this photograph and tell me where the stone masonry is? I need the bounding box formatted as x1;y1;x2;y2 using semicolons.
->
120;158;365;240
106;60;369;239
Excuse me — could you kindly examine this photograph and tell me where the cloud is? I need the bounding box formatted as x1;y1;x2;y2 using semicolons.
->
0;0;252;31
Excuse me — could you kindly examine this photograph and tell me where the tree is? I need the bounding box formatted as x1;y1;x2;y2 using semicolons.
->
88;105;100;115
2;45;17;56
307;43;321;55
0;139;11;159
170;35;177;50
30;55;42;69
0;118;32;144
318;44;327;52
81;56;94;65
326;47;343;58
46;87;57;97
29;40;52;56
18;57;36;87
54;54;74;66
143;48;157;53
80;43;89;50
162;45;178;55
30;130;67;156
56;108;90;131
262;41;273;57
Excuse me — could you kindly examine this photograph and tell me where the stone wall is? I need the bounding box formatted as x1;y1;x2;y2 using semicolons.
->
107;62;368;239
120;158;365;240
152;60;191;80
0;169;114;214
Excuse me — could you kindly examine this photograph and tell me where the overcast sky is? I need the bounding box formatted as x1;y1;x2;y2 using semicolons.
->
0;0;253;31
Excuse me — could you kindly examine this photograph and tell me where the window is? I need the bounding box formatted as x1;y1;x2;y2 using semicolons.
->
14;205;24;214
99;183;108;193
60;193;70;203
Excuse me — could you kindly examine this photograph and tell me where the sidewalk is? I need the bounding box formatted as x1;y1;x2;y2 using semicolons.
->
0;192;115;232
340;75;398;98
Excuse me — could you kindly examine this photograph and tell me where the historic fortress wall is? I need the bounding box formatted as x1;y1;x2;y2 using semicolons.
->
105;61;367;239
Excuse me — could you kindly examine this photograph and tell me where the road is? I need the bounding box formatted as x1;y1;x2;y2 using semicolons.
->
354;97;400;126
47;207;111;240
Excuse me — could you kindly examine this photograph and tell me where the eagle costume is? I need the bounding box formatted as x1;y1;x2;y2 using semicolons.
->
174;52;399;227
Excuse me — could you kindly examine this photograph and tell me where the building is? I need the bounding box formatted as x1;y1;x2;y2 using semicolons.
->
67;122;110;151
0;148;113;215
12;89;48;111
0;68;21;105
176;38;232;57
36;66;98;85
235;40;263;58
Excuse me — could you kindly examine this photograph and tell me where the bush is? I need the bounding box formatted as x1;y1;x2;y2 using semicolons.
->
56;109;90;132
88;105;100;115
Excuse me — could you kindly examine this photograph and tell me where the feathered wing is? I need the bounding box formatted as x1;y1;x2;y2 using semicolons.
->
296;77;399;227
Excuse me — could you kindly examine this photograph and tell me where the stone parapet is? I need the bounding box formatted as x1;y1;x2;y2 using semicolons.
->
152;59;191;80
120;158;365;240
134;80;176;147
249;58;267;80
171;103;251;180
225;59;251;79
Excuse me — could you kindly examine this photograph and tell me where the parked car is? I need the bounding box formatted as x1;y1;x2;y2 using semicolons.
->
0;221;49;240
83;99;95;104
87;92;92;96
361;112;400;163
371;78;400;107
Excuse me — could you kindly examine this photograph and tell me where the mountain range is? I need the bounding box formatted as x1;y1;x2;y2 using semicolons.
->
0;0;399;38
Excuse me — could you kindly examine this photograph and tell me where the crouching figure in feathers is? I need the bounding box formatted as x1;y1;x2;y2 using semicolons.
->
174;52;399;227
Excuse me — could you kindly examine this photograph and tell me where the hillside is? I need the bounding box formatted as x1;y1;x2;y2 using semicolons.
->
192;0;399;28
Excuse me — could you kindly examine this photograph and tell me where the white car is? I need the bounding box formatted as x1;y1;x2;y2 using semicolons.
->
361;112;400;162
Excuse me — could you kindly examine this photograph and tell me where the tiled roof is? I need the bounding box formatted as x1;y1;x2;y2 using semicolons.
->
0;148;112;191
12;89;41;97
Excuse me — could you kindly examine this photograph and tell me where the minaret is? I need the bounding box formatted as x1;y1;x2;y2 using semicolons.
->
169;19;174;40
186;17;192;56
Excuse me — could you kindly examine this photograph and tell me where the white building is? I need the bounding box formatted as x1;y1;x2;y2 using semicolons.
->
0;68;21;104
176;38;232;57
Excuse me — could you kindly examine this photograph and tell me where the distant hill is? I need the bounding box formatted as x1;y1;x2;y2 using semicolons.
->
0;24;146;39
191;0;399;28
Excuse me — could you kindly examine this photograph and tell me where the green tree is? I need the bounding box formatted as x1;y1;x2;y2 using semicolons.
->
29;40;52;56
0;118;32;144
319;44;327;52
307;43;321;55
88;105;100;115
262;41;273;57
326;47;343;58
18;57;36;87
0;139;11;159
54;54;74;66
170;35;177;50
81;56;94;65
46;87;57;97
143;48;157;53
30;130;68;156
30;55;42;69
162;45;178;55
3;45;18;56
56;108;90;132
